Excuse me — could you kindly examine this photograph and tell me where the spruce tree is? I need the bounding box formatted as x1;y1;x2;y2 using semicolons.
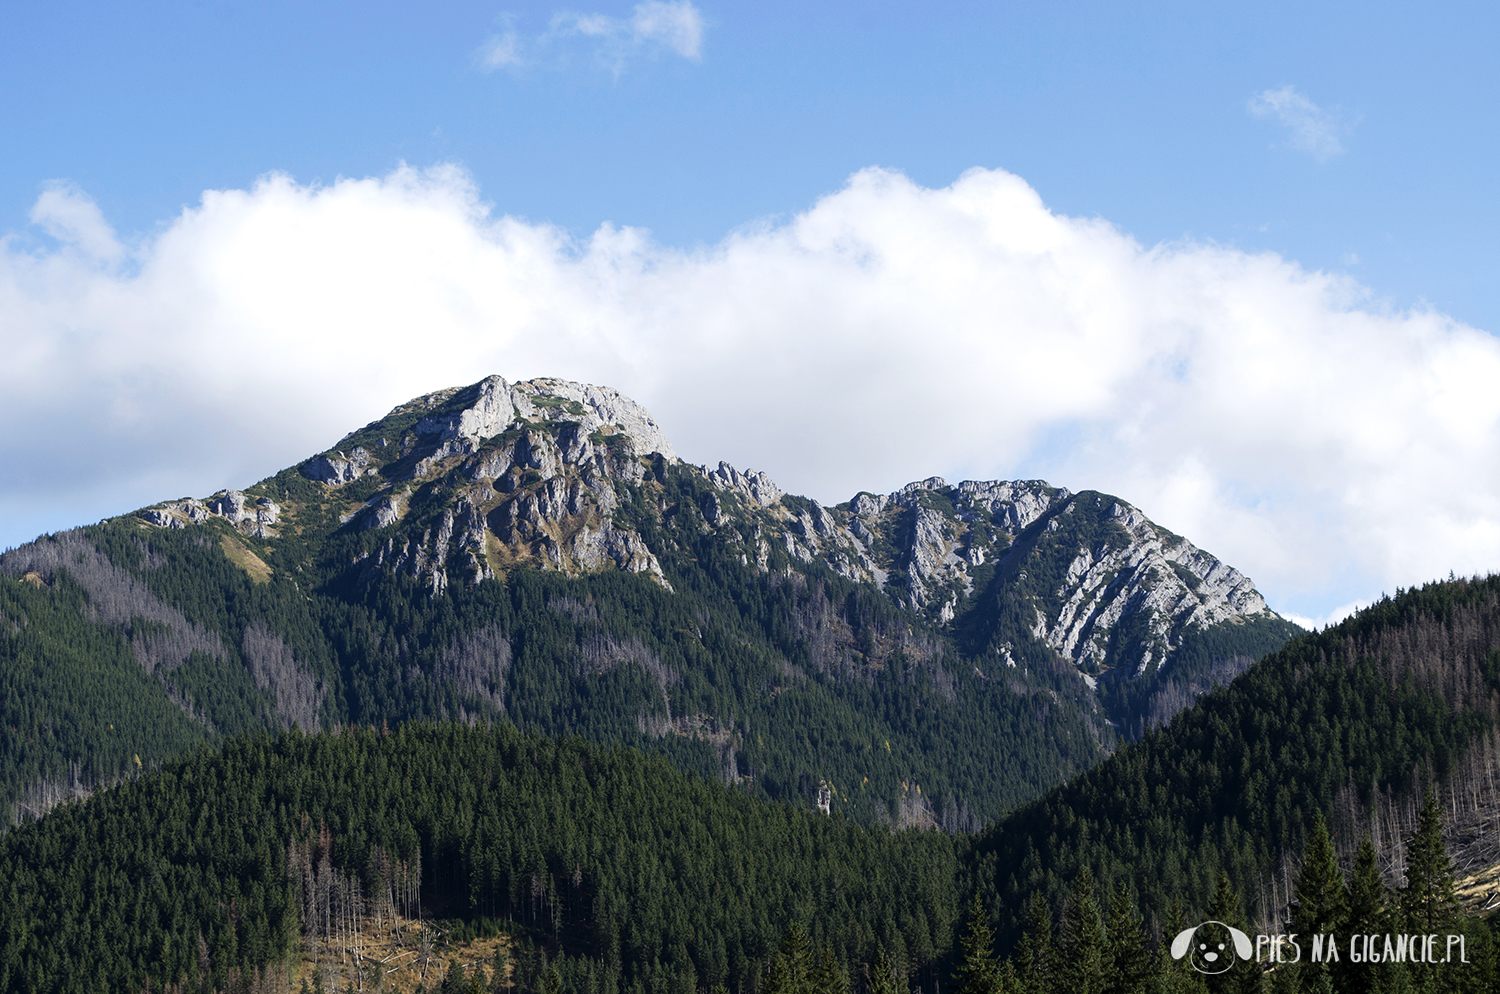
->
1452;916;1498;994
1338;834;1388;994
1208;872;1259;994
1012;894;1052;994
996;959;1017;994
440;959;469;994
1345;834;1388;934
1058;867;1106;994
1103;881;1152;994
814;943;849;994
1292;814;1348;939
1291;814;1347;994
491;945;513;994
1400;789;1458;936
764;923;814;994
1158;898;1203;994
1267;963;1296;994
951;893;1000;994
868;948;901;994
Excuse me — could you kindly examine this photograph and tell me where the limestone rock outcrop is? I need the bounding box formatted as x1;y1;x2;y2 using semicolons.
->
705;462;783;508
130;373;1282;685
206;491;281;538
328;376;673;593
695;464;1275;680
140;494;277;538
411;375;676;461
301;447;374;485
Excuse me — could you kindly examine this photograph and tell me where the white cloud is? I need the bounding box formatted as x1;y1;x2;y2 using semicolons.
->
29;182;123;263
1282;599;1372;632
479;29;524;71
630;1;703;59
1248;85;1354;162
481;1;703;74
3;164;1499;621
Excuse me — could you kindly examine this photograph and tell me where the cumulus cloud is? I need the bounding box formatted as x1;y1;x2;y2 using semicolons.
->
29;182;123;263
2;164;1497;621
480;1;702;74
1248;85;1355;162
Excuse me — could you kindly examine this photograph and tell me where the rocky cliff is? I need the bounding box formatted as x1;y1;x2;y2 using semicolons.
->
135;374;1288;692
0;372;1302;829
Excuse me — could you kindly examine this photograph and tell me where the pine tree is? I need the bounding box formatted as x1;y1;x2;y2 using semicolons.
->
1400;789;1458;936
1058;867;1105;994
951;893;1000;994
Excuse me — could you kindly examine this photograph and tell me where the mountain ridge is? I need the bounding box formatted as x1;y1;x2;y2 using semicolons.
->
160;373;1285;682
0;373;1299;828
2;578;1497;994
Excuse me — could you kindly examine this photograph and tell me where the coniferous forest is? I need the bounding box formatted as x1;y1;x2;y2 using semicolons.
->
0;377;1301;837
1;379;1497;994
0;509;1113;833
2;577;1500;993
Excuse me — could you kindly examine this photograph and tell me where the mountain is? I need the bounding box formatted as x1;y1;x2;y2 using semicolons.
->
969;575;1500;945
0;374;1297;828
1;580;1497;994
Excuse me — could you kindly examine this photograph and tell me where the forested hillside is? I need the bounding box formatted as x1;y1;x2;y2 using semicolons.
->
0;722;963;994
0;377;1297;832
2;579;1498;993
4;581;1500;994
1;517;1106;831
0;569;213;819
970;576;1500;946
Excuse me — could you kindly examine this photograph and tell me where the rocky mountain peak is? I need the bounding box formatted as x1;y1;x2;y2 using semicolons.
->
411;375;677;461
695;463;1281;684
133;374;1292;696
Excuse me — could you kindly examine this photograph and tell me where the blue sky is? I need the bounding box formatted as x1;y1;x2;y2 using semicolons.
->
5;1;1497;328
3;1;1499;624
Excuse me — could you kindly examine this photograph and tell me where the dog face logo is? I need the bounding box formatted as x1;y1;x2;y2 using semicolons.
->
1171;921;1254;974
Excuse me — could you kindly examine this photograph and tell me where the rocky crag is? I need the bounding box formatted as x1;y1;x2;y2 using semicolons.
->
173;374;1283;693
0;373;1298;829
